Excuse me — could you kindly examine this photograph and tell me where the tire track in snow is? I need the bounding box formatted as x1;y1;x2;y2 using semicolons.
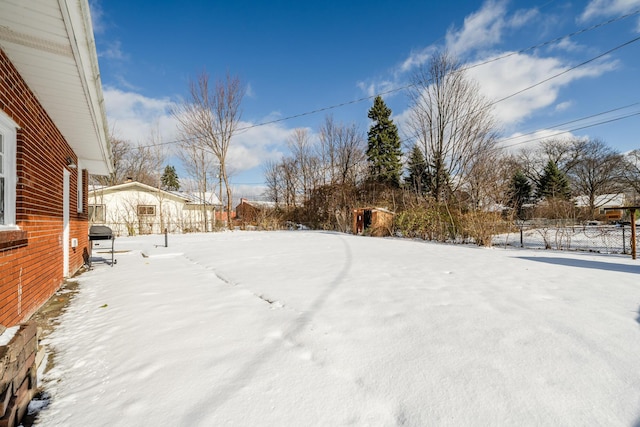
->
182;234;354;424
181;253;293;312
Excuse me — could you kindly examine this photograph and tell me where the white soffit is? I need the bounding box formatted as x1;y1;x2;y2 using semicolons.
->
0;0;112;175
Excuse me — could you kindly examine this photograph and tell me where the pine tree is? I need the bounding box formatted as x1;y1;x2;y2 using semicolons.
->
537;160;571;200
366;96;403;187
405;144;430;195
508;170;532;218
161;165;180;191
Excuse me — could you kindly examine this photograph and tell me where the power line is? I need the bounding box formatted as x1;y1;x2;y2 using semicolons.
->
489;35;640;107
231;9;640;134
497;102;640;145
500;110;640;150
129;9;639;150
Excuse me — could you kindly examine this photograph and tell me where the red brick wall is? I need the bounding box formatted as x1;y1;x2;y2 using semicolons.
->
0;49;90;326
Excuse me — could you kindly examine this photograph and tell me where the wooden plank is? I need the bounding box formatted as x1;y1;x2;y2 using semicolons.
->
0;383;12;419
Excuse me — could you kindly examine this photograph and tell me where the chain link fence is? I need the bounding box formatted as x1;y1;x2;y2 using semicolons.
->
493;223;634;254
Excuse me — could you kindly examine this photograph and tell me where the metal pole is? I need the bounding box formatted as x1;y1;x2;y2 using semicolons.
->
631;208;637;260
622;226;627;254
164;228;168;248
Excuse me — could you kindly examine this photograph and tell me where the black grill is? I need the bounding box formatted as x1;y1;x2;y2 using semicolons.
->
88;225;116;267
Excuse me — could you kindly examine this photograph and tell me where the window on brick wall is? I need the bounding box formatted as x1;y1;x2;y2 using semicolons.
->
137;205;156;216
0;110;18;229
88;204;105;223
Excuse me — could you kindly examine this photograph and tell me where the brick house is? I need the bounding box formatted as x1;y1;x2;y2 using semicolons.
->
0;1;112;326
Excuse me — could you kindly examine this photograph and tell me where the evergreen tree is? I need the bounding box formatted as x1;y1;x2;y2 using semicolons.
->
405;144;430;195
536;160;571;200
161;165;180;191
366;96;403;187
508;170;532;218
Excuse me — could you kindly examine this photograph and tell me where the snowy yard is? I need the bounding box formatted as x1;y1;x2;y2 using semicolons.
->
35;231;640;426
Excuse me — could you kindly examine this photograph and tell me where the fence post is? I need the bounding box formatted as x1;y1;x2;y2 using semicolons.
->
164;228;168;248
623;226;627;254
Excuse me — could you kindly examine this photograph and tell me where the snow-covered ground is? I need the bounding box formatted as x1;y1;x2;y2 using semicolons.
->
34;231;640;426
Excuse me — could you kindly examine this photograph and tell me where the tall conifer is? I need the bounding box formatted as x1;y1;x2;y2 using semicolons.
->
366;96;402;187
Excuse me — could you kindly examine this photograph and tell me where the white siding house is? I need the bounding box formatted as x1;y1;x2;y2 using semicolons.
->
89;181;221;236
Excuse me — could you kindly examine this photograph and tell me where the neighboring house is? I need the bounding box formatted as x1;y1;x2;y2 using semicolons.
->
0;1;112;326
353;207;395;237
235;198;276;225
574;194;625;220
89;181;221;236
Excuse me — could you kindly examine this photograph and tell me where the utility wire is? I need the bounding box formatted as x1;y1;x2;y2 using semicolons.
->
500;111;640;149
496;102;640;145
489;35;640;107
232;9;640;134
131;10;640;150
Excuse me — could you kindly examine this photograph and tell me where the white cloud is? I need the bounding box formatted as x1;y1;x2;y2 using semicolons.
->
89;0;106;34
227;121;296;173
100;40;127;60
555;101;574;112
104;87;300;176
103;88;177;144
360;1;539;97
445;0;509;56
466;52;618;126
579;0;640;22
508;8;539;28
245;83;255;99
356;79;399;98
550;38;585;53
398;46;438;74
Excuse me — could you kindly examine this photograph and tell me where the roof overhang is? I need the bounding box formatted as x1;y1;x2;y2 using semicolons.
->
0;0;113;175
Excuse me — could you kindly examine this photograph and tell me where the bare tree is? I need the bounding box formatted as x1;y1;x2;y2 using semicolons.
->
287;128;320;204
406;51;499;202
569;138;624;217
317;115;339;186
623;150;640;204
517;138;582;190
263;159;283;206
465;151;513;210
92;135;130;186
173;72;245;224
177;140;217;231
92;127;166;187
334;122;366;187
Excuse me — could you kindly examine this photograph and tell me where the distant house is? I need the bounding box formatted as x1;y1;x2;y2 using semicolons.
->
353;207;395;237
574;194;625;220
89;181;221;236
235;198;276;225
0;1;113;326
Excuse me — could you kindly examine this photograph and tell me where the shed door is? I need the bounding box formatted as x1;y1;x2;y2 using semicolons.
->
364;209;372;229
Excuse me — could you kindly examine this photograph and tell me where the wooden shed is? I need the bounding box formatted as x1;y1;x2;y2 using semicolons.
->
352;207;395;237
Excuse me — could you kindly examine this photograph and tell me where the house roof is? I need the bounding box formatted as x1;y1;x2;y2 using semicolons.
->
89;181;219;206
574;194;625;208
185;191;222;206
237;199;277;209
0;0;112;175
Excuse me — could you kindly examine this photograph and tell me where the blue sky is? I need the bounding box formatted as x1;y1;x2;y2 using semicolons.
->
90;0;640;198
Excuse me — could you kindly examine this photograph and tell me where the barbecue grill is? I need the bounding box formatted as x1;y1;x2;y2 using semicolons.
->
88;225;116;267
